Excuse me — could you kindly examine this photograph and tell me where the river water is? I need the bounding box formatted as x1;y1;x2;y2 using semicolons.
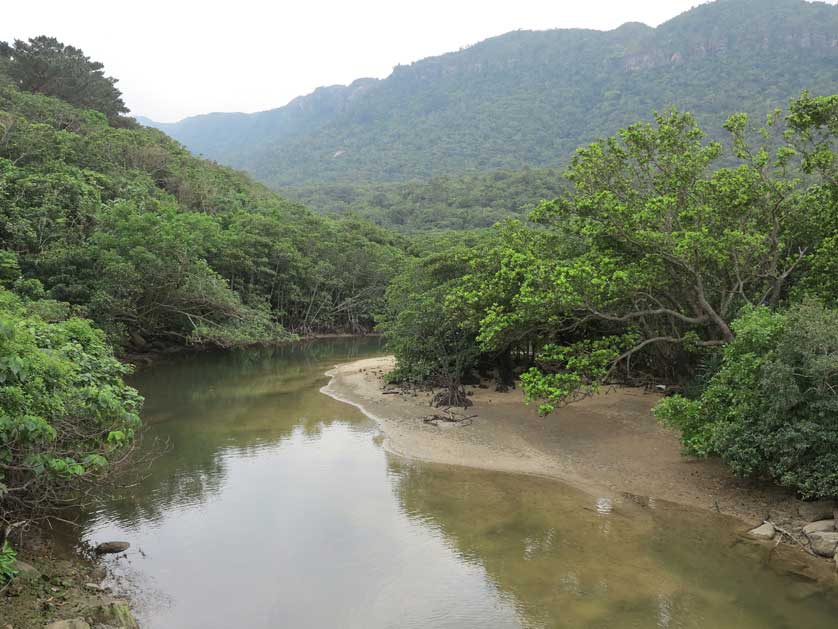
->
79;338;838;628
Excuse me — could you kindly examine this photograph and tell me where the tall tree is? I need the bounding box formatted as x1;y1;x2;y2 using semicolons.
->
0;36;128;122
507;107;825;412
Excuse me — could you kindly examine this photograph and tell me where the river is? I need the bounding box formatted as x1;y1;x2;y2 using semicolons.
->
77;338;838;628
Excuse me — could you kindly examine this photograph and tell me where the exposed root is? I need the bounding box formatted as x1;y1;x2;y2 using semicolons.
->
431;386;473;408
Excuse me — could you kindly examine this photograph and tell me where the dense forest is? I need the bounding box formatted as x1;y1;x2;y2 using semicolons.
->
145;0;838;189
282;167;566;231
0;37;405;354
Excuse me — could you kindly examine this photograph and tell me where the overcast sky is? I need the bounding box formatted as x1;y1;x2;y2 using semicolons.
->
0;0;788;121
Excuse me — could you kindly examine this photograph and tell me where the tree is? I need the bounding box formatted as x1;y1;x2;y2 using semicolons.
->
787;93;838;307
511;106;826;412
1;36;128;122
378;246;479;407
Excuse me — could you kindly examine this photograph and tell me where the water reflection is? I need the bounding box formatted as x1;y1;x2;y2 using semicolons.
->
388;458;838;628
92;338;383;529
77;338;838;629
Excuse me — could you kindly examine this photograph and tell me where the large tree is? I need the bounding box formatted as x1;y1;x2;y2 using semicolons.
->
496;105;830;412
0;36;128;122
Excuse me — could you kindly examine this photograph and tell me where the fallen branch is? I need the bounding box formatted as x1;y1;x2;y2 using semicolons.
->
765;520;818;559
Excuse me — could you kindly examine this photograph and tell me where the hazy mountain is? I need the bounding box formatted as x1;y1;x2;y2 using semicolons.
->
140;0;838;187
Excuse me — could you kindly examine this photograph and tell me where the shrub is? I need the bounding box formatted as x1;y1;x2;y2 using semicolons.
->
655;301;838;498
0;288;142;527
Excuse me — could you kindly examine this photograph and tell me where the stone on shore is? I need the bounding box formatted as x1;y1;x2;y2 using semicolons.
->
802;520;836;535
12;559;39;577
747;522;776;540
797;500;835;522
94;541;130;555
806;531;838;557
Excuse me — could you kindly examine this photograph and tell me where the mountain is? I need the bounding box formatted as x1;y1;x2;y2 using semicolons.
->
141;0;838;187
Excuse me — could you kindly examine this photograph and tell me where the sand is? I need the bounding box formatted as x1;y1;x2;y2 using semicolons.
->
322;355;809;527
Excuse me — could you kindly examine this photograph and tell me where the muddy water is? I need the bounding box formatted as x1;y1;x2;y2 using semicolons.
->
79;338;838;628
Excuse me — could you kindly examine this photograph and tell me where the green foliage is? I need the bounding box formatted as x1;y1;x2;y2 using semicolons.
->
520;335;637;415
0;287;142;522
509;101;830;409
0;36;129;123
378;242;479;386
0;539;16;583
0;250;20;286
655;301;838;498
150;0;837;187
0;69;406;351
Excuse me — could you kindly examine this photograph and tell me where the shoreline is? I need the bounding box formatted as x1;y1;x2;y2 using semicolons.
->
321;356;836;552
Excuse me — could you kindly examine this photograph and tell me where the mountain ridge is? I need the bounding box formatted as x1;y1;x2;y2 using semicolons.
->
140;0;838;186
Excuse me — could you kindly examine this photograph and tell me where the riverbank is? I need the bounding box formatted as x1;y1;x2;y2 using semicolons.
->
2;538;139;629
322;356;837;564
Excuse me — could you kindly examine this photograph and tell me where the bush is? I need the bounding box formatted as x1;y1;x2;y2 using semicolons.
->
655;301;838;498
0;288;142;526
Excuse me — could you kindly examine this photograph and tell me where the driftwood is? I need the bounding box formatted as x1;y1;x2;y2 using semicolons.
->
422;407;477;427
764;519;819;559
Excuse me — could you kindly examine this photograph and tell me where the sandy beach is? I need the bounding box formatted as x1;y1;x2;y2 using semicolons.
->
322;355;810;528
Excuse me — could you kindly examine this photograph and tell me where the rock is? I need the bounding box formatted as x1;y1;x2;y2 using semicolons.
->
94;541;130;555
802;519;836;535
806;531;838;557
44;620;91;629
12;558;39;577
90;601;139;628
797;499;835;522
747;522;776;540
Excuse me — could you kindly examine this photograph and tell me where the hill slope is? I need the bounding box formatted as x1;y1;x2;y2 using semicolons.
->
143;0;838;187
0;59;405;352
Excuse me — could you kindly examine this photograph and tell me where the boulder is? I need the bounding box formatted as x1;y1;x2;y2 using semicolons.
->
12;558;39;577
802;520;836;535
45;620;91;629
747;522;776;540
797;499;835;522
94;541;130;555
806;531;838;557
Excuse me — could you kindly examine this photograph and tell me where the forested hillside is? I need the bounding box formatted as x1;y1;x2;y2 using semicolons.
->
0;37;405;357
145;0;838;189
282;167;566;231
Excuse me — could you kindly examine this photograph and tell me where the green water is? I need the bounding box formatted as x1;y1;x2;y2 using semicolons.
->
80;338;838;628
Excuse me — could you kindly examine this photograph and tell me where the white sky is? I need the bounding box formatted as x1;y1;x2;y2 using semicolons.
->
0;0;803;122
